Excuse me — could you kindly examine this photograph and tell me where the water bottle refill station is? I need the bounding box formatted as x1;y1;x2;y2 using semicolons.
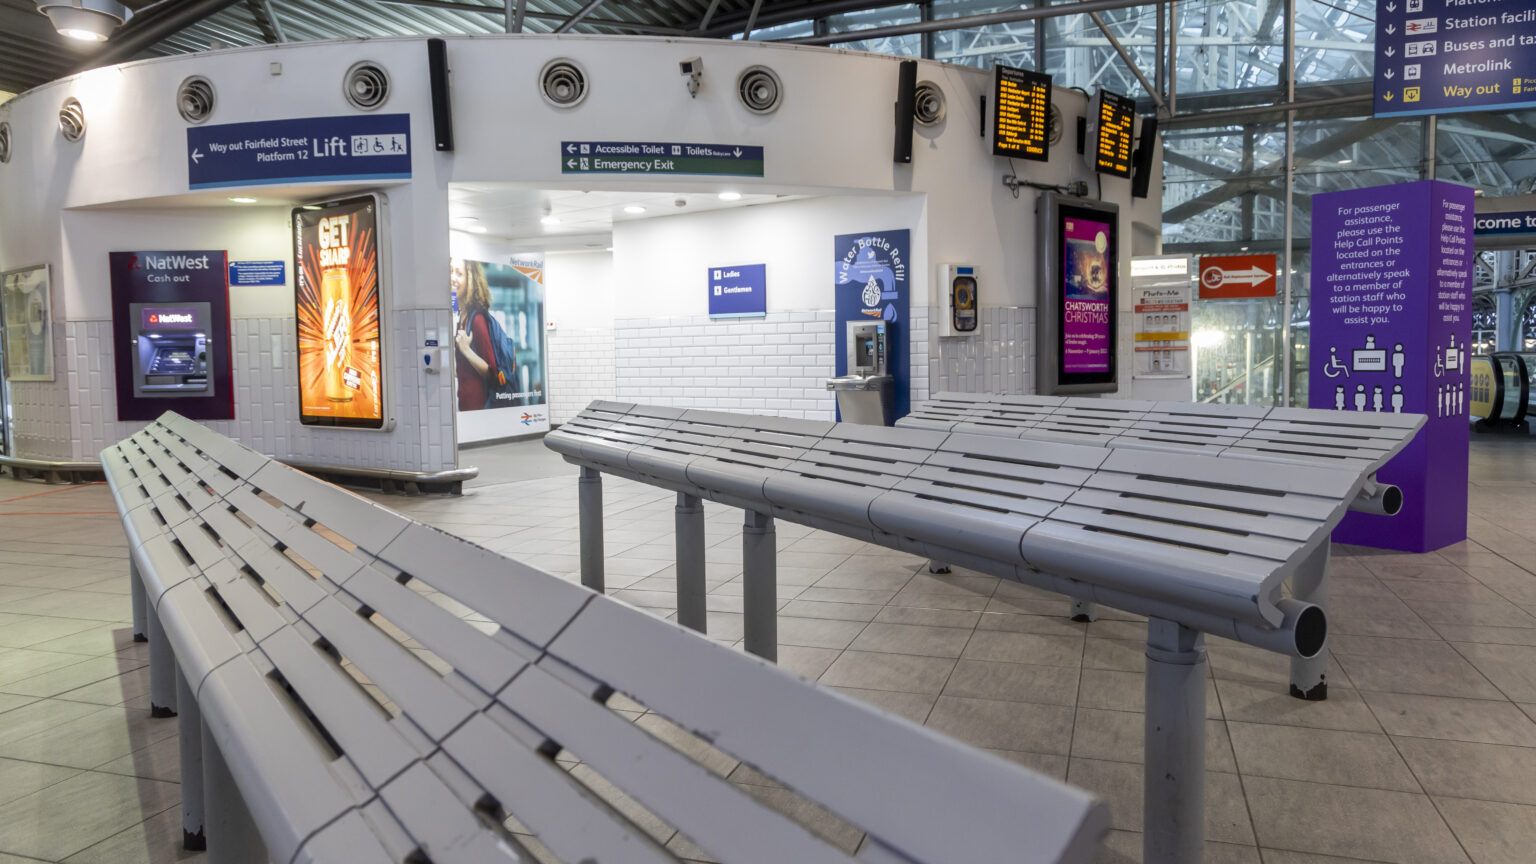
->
826;321;895;425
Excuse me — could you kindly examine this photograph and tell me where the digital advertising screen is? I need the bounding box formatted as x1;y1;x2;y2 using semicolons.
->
1063;216;1114;374
1091;89;1136;178
992;65;1051;161
1037;194;1119;394
293;194;386;429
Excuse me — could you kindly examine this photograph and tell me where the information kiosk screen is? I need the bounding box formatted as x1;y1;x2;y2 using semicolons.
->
992;65;1052;161
293;194;387;429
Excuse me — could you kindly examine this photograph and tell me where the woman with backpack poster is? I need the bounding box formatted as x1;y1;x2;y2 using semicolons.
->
454;261;503;412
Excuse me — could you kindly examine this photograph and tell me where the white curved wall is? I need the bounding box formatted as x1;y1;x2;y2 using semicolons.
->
0;35;1160;467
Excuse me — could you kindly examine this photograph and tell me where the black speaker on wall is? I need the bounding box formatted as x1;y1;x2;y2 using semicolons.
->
427;38;454;152
893;59;917;164
1131;115;1159;199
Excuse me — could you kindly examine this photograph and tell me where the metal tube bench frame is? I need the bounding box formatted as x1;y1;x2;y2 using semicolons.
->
898;392;1425;701
103;411;1108;864
543;399;1413;864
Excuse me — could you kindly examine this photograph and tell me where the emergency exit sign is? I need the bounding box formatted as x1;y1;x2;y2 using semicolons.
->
560;141;764;177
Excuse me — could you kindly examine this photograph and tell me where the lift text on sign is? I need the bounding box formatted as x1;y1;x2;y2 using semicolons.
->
1197;254;1278;299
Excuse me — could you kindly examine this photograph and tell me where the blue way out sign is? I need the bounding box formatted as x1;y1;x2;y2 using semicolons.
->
187;114;412;189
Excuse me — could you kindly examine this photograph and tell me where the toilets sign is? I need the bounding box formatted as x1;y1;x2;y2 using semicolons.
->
186;114;412;189
560;141;764;176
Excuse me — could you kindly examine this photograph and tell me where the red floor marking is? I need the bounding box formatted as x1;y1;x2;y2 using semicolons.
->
0;482;105;505
0;511;117;516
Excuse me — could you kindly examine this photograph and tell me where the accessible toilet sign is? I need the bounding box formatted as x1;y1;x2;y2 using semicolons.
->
186;114;412;189
560;142;764;177
1372;0;1536;117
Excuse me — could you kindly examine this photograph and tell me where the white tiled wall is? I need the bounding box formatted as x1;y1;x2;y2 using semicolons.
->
931;306;1034;395
21;311;457;471
547;327;617;425
614;311;838;420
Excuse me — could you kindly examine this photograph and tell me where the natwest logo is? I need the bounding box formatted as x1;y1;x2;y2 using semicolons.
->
142;254;212;271
149;312;194;325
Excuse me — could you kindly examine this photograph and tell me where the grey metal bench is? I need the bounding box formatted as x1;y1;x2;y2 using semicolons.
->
544;399;1390;864
898;392;1425;699
102;412;1107;864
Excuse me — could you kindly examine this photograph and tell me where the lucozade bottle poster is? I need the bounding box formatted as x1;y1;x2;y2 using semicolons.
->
294;195;385;429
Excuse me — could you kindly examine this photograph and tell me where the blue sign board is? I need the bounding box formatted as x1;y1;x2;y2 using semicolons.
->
1374;0;1536;117
1474;209;1536;236
228;260;285;287
708;263;767;318
560;141;764;176
834;230;911;420
187;114;412;189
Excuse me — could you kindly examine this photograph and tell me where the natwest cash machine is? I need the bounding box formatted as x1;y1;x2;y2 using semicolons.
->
129;303;213;398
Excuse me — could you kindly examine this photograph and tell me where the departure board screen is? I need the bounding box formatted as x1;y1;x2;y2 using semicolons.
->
1092;89;1136;177
992;65;1051;161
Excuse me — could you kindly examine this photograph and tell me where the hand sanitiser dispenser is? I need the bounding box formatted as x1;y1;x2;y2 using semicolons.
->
130;302;214;399
827;320;895;425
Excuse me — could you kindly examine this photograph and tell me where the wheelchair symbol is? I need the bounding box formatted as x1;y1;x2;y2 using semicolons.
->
1323;346;1349;379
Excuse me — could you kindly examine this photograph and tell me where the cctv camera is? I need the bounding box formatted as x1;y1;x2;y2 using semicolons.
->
680;57;702;98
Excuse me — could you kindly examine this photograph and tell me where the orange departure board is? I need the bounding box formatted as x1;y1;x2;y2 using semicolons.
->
992;65;1051;161
1092;89;1136;178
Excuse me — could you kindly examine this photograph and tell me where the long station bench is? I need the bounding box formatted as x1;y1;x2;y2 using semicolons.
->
898;392;1426;700
543;399;1419;864
102;412;1108;864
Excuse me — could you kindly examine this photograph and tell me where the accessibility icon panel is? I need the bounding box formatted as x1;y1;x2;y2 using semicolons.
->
1197;253;1277;299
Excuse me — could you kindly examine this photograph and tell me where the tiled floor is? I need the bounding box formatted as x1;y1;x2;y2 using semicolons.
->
3;435;1536;863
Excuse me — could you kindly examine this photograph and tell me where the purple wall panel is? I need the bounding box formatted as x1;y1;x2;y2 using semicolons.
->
1309;180;1473;552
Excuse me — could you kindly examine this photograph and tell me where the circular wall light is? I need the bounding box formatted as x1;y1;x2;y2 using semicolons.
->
38;0;129;42
343;61;390;110
58;97;85;142
177;76;215;124
539;59;589;108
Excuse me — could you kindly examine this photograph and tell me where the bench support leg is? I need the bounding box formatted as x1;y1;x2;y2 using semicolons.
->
1289;542;1330;701
129;558;148;643
176;667;206;851
1144;618;1207;864
676;493;708;634
926;559;951;574
742;510;777;663
145;602;177;718
1070;599;1098;622
578;467;605;594
202;718;267;864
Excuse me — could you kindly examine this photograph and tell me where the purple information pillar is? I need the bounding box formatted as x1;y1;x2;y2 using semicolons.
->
1309;181;1473;552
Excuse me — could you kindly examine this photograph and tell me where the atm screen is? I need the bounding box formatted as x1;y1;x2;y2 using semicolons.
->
147;347;199;375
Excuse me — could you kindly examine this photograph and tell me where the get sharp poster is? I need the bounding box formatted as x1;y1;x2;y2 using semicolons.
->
293;195;386;429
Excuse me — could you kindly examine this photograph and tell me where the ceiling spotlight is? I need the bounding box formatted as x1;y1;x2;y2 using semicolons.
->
1337;158;1353;165
38;0;129;42
466;224;488;234
623;205;646;215
540;215;561;226
227;196;258;204
718;191;742;202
